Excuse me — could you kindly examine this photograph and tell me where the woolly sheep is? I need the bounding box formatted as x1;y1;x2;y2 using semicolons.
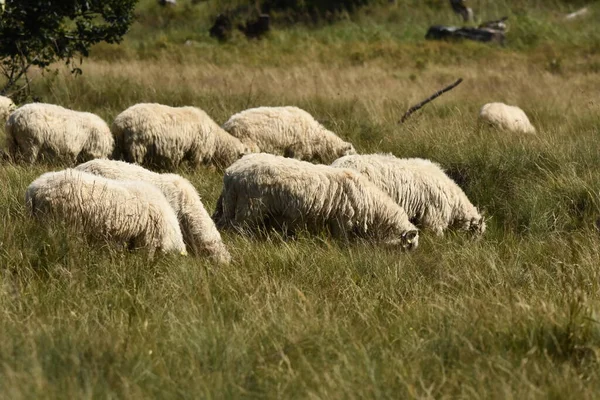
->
26;169;187;256
6;103;114;164
478;102;536;134
213;153;419;250
222;106;356;164
113;103;249;170
0;95;16;123
331;154;486;236
76;159;231;264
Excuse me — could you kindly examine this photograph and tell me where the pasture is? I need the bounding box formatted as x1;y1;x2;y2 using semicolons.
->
1;0;600;398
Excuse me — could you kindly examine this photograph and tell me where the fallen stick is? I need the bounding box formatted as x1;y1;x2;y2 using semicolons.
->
400;78;463;123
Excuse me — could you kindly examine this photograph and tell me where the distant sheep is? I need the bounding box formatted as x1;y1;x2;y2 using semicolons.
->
113;103;249;170
331;154;485;236
213;153;419;250
222;106;356;164
5;103;114;164
76;159;231;264
478;102;536;134
0;95;16;123
25;169;187;255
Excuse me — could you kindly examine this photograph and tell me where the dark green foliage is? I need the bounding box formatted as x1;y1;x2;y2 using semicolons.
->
0;0;137;96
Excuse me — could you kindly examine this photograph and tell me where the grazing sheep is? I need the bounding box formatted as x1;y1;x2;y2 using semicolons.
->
113;103;249;170
213;153;419;250
76;159;231;264
5;103;114;164
0;95;16;123
25;169;187;256
222;106;356;164
331;154;486;236
478;102;536;134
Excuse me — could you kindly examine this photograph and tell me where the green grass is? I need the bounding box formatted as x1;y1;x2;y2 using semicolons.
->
2;0;600;398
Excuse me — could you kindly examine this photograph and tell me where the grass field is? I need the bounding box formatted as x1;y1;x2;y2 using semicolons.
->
1;0;600;398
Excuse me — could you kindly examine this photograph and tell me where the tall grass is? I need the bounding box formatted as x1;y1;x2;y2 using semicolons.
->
1;0;600;398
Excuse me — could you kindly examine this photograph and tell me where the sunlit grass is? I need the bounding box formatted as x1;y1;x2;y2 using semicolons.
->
1;0;600;398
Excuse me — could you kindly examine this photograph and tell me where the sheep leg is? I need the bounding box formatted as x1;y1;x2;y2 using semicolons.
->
283;143;306;160
216;184;241;230
127;143;148;165
212;193;225;225
185;146;203;168
420;210;447;236
20;144;40;164
233;194;268;233
328;217;351;241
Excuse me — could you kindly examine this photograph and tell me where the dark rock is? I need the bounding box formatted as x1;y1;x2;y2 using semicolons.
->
425;25;505;44
478;16;508;32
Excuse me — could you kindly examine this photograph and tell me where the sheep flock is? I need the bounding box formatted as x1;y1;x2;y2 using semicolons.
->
1;97;537;262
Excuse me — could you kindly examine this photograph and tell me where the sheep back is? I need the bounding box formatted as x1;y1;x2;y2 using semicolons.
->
113;103;245;169
6;103;113;164
25;169;187;255
75;159;231;264
222;106;356;163
478;102;536;134
214;153;418;249
332;154;485;236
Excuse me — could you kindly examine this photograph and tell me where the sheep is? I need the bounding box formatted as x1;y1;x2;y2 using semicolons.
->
5;103;114;164
112;103;249;170
25;169;187;256
331;154;486;236
76;159;231;264
213;153;419;250
478;102;536;134
222;106;356;164
0;95;16;124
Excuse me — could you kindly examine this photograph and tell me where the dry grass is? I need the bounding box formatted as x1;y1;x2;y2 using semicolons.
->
1;1;600;398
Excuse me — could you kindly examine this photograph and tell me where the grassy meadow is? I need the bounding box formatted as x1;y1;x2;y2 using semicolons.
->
1;0;600;397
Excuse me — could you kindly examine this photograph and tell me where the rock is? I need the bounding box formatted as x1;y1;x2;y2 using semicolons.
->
565;7;589;20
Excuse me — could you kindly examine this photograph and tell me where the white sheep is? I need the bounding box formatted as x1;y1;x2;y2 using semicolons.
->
76;159;231;264
222;106;356;164
25;169;187;256
331;154;485;236
213;153;419;250
5;103;114;164
0;95;16;123
478;102;536;134
113;103;249;169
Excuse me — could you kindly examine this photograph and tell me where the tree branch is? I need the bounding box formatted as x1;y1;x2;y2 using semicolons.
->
399;78;464;123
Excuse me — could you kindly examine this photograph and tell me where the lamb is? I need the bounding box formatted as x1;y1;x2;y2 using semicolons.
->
5;103;114;164
331;154;486;236
213;153;419;250
76;159;231;264
0;95;16;124
478;102;536;134
112;103;249;170
25;169;187;256
222;106;356;164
